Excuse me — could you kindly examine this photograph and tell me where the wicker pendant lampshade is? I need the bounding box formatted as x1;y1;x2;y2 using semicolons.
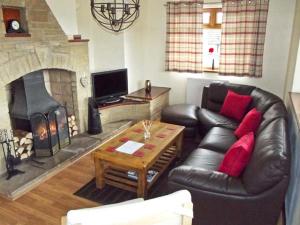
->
90;0;140;32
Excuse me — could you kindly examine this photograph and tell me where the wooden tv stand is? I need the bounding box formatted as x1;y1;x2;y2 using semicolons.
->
99;86;170;125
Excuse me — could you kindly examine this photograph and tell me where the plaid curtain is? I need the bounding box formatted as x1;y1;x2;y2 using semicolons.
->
165;1;204;73
219;0;269;77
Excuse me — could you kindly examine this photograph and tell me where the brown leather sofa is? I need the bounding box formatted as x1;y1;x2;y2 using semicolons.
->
166;82;290;225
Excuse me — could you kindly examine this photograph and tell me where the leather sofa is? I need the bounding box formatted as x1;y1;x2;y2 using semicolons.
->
166;82;290;225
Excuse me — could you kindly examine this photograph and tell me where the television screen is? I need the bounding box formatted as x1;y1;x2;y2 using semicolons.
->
92;69;128;102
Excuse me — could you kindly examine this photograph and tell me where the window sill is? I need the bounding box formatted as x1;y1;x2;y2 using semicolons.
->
203;68;219;73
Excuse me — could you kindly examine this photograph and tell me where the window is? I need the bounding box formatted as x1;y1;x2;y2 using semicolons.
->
165;0;269;77
202;8;222;72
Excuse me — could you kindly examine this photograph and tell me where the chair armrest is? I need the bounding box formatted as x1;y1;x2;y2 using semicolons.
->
61;216;67;225
168;165;248;196
182;202;193;225
65;190;193;225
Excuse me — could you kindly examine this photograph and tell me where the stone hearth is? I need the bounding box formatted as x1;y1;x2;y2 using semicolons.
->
0;0;91;174
0;121;132;200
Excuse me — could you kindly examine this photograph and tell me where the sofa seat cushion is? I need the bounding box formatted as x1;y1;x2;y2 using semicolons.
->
199;127;237;153
168;148;247;196
197;108;239;132
183;148;224;170
161;104;199;127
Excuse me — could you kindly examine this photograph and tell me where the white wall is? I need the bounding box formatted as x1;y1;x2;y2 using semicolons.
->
48;0;297;101
292;41;300;92
47;0;125;72
125;0;297;104
76;0;125;73
124;0;148;92
46;0;78;35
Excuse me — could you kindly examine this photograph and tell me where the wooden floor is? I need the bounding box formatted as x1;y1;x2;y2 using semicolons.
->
0;153;98;225
0;152;285;225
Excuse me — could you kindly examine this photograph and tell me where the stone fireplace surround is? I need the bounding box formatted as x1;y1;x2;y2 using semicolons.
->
0;0;91;174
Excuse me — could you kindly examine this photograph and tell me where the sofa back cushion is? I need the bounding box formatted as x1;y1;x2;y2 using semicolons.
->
257;101;287;133
205;82;255;112
242;118;290;194
250;88;282;113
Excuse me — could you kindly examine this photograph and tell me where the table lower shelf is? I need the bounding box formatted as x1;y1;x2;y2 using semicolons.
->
102;146;178;195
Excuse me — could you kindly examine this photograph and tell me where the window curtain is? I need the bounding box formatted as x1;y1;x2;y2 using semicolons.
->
165;0;204;73
219;0;269;77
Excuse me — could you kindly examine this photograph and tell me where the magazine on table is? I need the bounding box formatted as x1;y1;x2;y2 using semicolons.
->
116;141;144;154
127;170;158;183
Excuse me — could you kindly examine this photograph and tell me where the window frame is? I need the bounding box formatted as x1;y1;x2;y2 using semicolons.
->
203;8;222;29
203;8;222;73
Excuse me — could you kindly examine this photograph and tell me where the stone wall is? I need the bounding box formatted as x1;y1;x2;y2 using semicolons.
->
0;0;91;174
48;69;78;116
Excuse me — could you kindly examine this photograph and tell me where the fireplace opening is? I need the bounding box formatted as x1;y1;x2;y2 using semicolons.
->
30;106;70;157
8;70;75;158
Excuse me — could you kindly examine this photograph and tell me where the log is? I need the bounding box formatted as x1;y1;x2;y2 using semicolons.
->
27;150;34;157
69;128;72;134
71;121;76;126
20;153;28;160
20;138;26;146
71;115;76;121
13;137;19;143
25;132;33;139
26;144;33;151
72;125;78;131
72;131;78;136
25;139;33;145
16;147;25;155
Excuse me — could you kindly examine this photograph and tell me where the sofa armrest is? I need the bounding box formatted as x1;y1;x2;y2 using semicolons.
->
168;165;248;196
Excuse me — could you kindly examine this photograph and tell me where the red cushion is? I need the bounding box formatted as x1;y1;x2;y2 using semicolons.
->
220;90;252;121
234;108;262;138
218;132;255;177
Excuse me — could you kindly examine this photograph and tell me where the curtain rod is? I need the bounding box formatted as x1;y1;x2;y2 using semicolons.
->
164;2;222;6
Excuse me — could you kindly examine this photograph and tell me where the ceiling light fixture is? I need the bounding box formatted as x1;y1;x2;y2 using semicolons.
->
90;0;140;32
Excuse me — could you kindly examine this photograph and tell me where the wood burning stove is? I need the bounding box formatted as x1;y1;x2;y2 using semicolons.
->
9;70;71;157
30;106;70;157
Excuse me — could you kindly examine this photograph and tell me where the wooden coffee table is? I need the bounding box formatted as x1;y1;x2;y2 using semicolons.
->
93;120;185;198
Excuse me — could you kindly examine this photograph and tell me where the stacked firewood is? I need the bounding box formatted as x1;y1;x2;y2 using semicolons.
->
13;130;34;160
68;115;78;137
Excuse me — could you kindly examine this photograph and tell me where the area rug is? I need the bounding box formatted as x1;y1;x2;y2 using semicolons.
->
74;138;199;205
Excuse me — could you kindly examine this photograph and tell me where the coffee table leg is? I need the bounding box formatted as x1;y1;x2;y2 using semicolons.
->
176;132;183;158
94;158;105;189
137;169;147;198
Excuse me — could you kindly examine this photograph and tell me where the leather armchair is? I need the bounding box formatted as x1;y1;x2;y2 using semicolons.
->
168;82;290;225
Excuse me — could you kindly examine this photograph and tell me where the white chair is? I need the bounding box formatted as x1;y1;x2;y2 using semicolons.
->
62;190;193;225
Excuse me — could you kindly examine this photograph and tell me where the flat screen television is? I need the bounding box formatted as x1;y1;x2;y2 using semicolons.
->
91;69;128;103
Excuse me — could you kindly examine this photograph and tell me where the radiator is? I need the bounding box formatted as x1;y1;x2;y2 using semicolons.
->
186;78;228;106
